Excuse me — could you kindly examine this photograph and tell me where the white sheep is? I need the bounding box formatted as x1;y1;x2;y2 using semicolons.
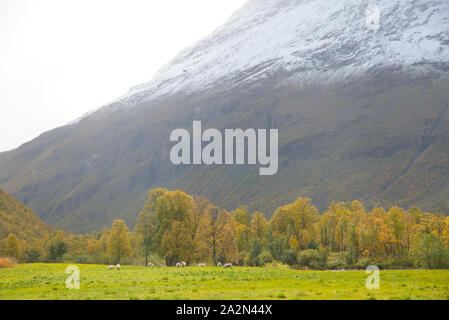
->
223;263;232;268
147;262;154;267
217;262;222;267
116;263;121;270
176;262;181;267
181;261;186;267
198;263;206;267
107;265;114;270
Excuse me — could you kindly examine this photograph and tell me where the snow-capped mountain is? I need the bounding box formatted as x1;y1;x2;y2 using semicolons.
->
2;0;449;233
119;0;448;105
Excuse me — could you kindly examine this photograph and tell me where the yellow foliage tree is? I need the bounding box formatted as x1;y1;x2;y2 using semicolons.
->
4;233;20;259
271;197;318;250
251;212;268;242
289;236;299;251
107;220;132;264
162;221;195;265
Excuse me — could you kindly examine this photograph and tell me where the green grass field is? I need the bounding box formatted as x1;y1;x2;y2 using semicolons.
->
0;264;448;300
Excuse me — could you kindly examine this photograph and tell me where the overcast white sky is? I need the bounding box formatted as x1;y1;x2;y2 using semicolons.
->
0;0;246;152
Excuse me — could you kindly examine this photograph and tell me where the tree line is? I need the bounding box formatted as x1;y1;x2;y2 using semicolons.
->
1;188;449;269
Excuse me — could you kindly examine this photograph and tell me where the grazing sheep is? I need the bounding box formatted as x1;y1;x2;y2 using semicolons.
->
107;265;114;270
217;262;222;267
223;263;232;268
198;263;206;267
116;264;121;270
176;262;181;267
148;262;154;267
181;261;186;267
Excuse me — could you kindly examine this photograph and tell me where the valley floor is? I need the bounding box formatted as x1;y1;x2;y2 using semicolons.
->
0;264;448;300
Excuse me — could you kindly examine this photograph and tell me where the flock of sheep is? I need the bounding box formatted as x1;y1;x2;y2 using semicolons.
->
169;261;232;268
107;264;120;270
107;262;232;270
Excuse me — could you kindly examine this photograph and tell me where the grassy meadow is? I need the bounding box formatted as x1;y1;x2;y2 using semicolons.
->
0;263;448;300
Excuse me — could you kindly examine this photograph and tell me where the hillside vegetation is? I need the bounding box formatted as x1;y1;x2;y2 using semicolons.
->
0;189;54;242
3;188;448;270
0;189;72;263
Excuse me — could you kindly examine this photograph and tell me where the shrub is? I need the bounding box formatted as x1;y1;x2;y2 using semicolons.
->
297;249;321;268
263;261;290;269
391;256;414;269
238;251;250;266
416;234;449;269
327;252;348;269
366;256;415;269
120;257;135;266
306;240;318;250
73;254;93;264
318;247;329;267
24;248;42;263
48;241;67;262
258;250;273;266
346;245;358;265
0;257;17;268
355;257;373;269
281;249;297;266
249;240;262;266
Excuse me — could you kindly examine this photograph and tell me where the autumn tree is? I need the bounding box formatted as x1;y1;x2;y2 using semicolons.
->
414;233;449;269
134;187;170;264
24;245;42;263
216;212;238;264
135;211;156;266
387;206;405;255
48;241;67;262
107;220;132;264
403;209;420;253
4;233;20;259
152;190;194;256
271;197;318;250
198;206;236;264
162;221;195;265
233;207;251;253
134;189;167;265
97;227;110;253
443;217;449;246
251;212;268;242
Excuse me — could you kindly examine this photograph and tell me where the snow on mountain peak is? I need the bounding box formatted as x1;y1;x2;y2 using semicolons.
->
84;0;449;117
